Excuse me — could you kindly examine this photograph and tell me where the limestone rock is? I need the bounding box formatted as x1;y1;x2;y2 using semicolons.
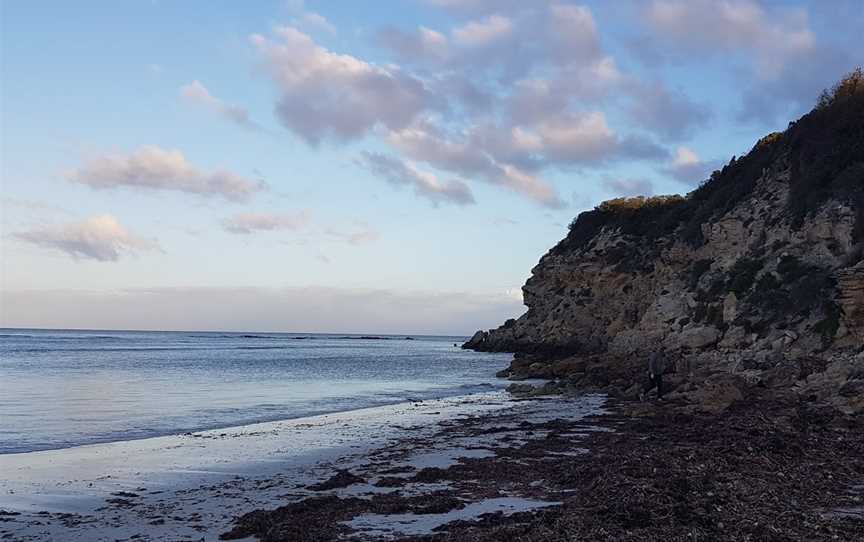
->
462;92;863;409
678;327;720;349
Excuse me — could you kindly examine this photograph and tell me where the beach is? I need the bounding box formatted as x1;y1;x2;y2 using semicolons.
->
4;382;863;541
0;391;606;541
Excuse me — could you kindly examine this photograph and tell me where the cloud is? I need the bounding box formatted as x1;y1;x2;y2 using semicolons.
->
376;26;449;63
639;0;859;123
325;223;381;245
242;4;703;208
507;58;623;124
251;26;433;144
625;81;712;141
357;152;475;206
13;215;160;261
452;14;514;47
1;197;70;216
292;11;336;35
644;0;815;77
285;0;336;35
546;4;602;65
222;211;311;234
68;145;265;201
221;212;380;246
0;286;525;335
179;80;262;131
424;0;555;16
663;147;721;185
386;123;564;208
602;177;655;197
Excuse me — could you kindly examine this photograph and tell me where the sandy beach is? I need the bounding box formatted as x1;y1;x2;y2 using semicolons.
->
0;391;606;541
4;385;861;541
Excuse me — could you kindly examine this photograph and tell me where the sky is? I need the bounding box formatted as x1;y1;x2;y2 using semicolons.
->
1;0;861;334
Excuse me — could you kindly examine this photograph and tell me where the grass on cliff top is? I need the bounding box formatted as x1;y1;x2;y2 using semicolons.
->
556;68;864;255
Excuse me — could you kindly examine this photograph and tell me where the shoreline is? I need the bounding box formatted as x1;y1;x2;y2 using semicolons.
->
0;381;505;456
219;394;864;542
3;386;862;541
1;390;602;541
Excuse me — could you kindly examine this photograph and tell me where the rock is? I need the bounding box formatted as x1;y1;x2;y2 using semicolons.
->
459;96;862;409
722;292;738;323
678;327;720;349
306;470;364;491
462;330;488;349
506;383;535;395
683;374;745;414
718;326;746;349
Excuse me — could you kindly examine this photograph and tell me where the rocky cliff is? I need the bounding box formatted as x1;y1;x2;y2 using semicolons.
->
465;71;864;412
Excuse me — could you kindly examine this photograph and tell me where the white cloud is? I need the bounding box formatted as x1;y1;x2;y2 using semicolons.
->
250;26;433;144
640;0;859;124
222;211;311;234
386;123;564;208
664;146;720;185
179;80;262;131
546;4;602;65
452;14;514;46
357;152;475;206
69;145;265;201
13;215;159;262
645;0;816;78
325;223;381;245
241;4;701;208
292;11;336;35
626;81;712;141
377;26;449;63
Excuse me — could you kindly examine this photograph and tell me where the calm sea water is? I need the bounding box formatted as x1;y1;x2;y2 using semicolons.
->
0;329;512;454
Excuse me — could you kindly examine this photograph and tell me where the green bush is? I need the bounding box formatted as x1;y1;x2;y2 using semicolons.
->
555;68;863;258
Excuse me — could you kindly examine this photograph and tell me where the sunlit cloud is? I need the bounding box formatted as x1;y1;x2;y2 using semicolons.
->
68;145;265;201
221;211;311;234
663;146;721;185
179;80;262;131
13;214;160;262
357;152;475;207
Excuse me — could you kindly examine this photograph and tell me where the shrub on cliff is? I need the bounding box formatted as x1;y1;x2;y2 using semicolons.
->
788;67;864;227
556;68;863;255
816;67;863;110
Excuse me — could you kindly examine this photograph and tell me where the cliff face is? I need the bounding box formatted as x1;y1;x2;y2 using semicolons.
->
466;81;864;370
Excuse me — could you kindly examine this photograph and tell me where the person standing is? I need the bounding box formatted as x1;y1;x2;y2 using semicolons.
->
641;347;666;401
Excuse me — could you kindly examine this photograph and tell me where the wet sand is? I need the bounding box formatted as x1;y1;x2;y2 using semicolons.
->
0;392;604;541
220;395;864;542
3;390;862;541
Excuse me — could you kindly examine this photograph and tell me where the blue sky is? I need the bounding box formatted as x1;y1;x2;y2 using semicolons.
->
1;0;861;333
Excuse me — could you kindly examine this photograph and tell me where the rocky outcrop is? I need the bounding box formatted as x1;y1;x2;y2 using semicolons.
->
465;74;864;412
837;262;864;340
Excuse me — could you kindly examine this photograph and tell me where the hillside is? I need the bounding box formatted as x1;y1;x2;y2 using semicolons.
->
465;70;864;413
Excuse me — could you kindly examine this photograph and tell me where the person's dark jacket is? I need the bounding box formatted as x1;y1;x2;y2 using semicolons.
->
648;351;666;376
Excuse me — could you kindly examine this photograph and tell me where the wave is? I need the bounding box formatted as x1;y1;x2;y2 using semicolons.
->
6;345;292;353
0;383;507;455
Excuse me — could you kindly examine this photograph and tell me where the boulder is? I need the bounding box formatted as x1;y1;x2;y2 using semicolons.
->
678;327;720;349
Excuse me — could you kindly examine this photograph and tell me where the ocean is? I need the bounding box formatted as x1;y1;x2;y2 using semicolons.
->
0;328;512;454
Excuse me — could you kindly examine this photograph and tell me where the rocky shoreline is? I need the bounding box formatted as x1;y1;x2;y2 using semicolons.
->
217;388;864;541
3;374;861;541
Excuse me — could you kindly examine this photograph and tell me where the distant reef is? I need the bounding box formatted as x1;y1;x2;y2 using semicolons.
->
466;70;864;414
